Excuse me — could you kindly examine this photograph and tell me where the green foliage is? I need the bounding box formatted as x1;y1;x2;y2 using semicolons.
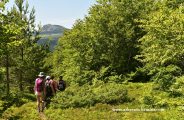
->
2;102;40;120
136;3;184;91
45;83;184;120
94;66;124;83
0;92;35;117
169;76;184;97
0;2;5;8
44;105;183;120
150;65;181;91
0;0;49;95
138;84;184;109
126;67;151;82
1;82;184;120
45;103;126;120
143;96;155;106
48;0;156;84
2;0;184;119
10;0;49;93
172;76;184;89
164;0;184;9
0;67;4;82
50;82;129;109
1;92;35;107
142;95;169;108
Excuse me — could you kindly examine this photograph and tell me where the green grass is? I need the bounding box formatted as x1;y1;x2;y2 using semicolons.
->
44;104;184;120
2;102;183;120
2;102;41;120
1;82;184;120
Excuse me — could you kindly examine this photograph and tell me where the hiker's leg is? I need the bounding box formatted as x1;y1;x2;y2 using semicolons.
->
45;95;49;108
36;95;41;112
40;95;45;112
36;92;43;112
46;95;53;108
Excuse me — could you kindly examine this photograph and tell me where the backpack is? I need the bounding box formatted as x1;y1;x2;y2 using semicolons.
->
36;78;43;92
45;80;52;97
58;80;66;91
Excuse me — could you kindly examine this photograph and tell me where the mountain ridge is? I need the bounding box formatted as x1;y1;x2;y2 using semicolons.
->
38;24;68;50
40;24;68;34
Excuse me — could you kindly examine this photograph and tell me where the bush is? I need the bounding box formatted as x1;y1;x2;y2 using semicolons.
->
169;76;184;97
127;67;151;83
2;102;40;120
143;96;155;106
50;82;129;109
168;90;183;98
151;65;181;91
94;83;128;104
0;92;36;118
155;74;174;91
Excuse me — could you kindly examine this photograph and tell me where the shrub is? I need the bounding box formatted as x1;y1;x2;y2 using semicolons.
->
151;65;181;91
143;96;155;106
2;102;40;120
127;67;151;83
0;92;36;118
50;82;129;109
169;76;184;97
94;83;128;104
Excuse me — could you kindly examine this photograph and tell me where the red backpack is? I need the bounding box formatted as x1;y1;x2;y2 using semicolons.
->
36;78;44;92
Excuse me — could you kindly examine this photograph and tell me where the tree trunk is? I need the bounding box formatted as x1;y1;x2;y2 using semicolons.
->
19;47;23;91
6;53;10;96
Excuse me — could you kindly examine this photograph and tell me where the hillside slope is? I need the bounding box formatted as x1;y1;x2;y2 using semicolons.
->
38;24;69;50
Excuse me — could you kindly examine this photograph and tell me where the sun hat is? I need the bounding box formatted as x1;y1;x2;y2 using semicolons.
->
46;76;51;80
38;72;45;77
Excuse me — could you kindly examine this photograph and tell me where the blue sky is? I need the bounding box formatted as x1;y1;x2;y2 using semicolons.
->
6;0;96;28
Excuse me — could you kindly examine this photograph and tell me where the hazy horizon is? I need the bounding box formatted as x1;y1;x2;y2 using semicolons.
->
5;0;96;29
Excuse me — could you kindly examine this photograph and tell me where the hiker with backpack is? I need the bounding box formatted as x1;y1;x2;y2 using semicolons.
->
58;75;66;91
50;75;59;92
34;72;46;112
44;75;56;108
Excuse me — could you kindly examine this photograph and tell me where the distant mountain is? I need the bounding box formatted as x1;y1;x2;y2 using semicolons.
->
40;24;67;35
38;24;68;50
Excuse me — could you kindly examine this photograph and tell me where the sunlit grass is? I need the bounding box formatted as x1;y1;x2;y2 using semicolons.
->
1;83;184;120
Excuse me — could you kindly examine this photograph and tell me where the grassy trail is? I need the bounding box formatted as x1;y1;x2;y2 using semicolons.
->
39;112;48;120
1;83;184;119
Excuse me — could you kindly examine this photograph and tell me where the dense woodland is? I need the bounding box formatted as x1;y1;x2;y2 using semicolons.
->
1;0;184;119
